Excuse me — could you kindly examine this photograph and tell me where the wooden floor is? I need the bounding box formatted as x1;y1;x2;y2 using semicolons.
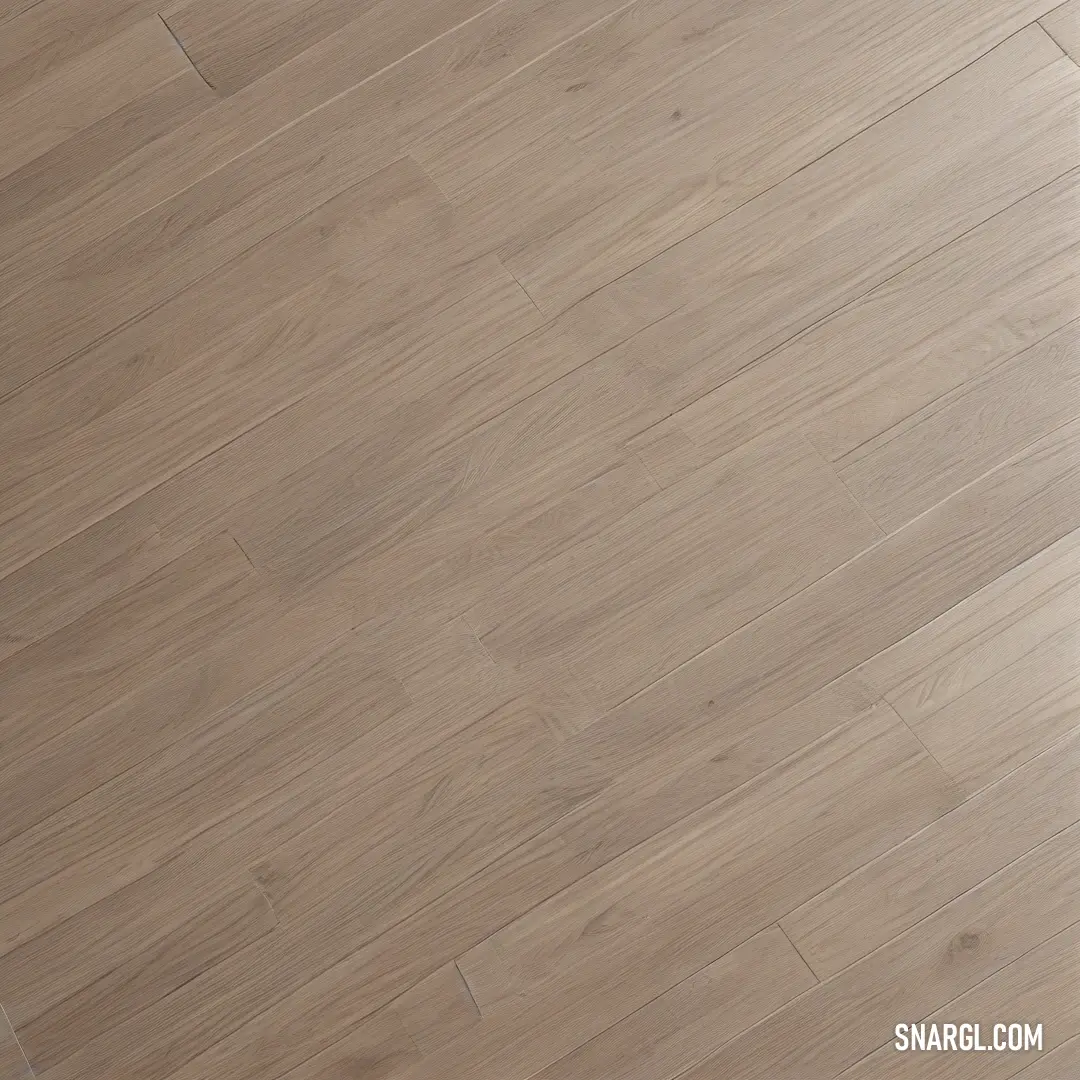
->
1;0;1079;1076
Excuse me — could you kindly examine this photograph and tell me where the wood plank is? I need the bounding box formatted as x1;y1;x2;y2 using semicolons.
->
467;432;881;709
218;329;654;607
1013;1035;1080;1079
836;320;1080;531
0;1007;31;1080
543;23;1078;418
529;927;816;1080
581;416;1080;795
839;919;1080;1078
2;870;275;1073
410;0;785;204
165;0;495;94
41;685;600;1080
781;726;1080;979
0;154;471;470
0;588;351;847
0;0;166;101
0;501;180;665
441;5;1073;312
0;634;409;956
423;710;957;1080
276;1009;420;1080
0;166;514;579
0;534;257;768
856;528;1080;725
667;167;1080;473
0;111;405;399
0;68;216;228
0;16;190;182
140;268;544;558
673;821;1080;1080
391;963;481;1057
69;675;874;1080
911;618;1080;793
249;697;608;933
1042;0;1080;62
0;0;632;300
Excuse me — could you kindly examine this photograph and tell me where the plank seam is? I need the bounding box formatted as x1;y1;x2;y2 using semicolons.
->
1;1002;35;1077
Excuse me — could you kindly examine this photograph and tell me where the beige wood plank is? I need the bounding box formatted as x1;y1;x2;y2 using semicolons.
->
3;869;275;1073
542;23;1078;414
0;501;180;665
166;0;495;94
0;1007;31;1080
582;416;1080;795
467;432;881;709
276;1019;420;1079
0;534;257;768
856;528;1080;724
73;675;873;1080
912;619;1080;793
674;821;1080;1080
411;0;784;203
1042;0;1080;61
840;918;1080;1078
0;0;631;303
627;419;711;489
0;68;215;229
391;963;480;1057
530;926;816;1080
781;725;1080;979
0;112;405;398
0;588;351;847
45;688;596;1080
0;155;470;470
220;331;655;600
0;16;190;182
836;320;1080;531
444;6;1072;312
421;710;957;1080
140;268;544;558
250;697;607;933
668;166;1080;473
0;636;409;956
0;167;515;580
0;0;166;101
1013;1035;1080;1079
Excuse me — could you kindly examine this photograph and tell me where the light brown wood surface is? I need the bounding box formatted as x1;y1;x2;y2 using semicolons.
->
0;1;1077;1078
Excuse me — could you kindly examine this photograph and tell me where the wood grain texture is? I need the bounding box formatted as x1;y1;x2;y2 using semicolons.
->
390;962;481;1057
0;534;258;767
1042;0;1080;60
837;318;1080;531
0;588;352;848
675;822;1080;1079
666;166;1080;474
1013;1035;1080;1079
527;927;816;1080
0;634;409;956
164;0;496;94
467;432;881;708
0;68;216;228
421;2;1072;311
0;16;190;182
550;23;1079;417
856;527;1080;724
841;918;1080;1077
0;1008;31;1080
3;870;275;1072
781;725;1080;978
3;0;1078;1076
